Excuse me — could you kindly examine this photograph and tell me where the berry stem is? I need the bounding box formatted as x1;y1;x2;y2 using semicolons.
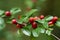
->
51;34;60;40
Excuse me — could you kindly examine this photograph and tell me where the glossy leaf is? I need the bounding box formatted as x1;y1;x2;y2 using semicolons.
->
32;30;39;37
45;16;53;21
0;17;5;30
46;30;52;35
40;28;45;33
22;29;31;36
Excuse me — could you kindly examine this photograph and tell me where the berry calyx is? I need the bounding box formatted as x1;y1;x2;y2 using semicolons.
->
12;19;17;24
18;15;21;19
39;15;44;19
32;22;37;29
16;24;23;28
5;11;11;16
29;17;35;23
34;16;39;20
26;7;31;11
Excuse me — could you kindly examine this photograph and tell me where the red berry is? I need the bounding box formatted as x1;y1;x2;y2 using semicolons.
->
16;24;23;28
12;19;17;24
29;17;34;23
52;16;58;23
34;16;39;20
48;21;53;25
32;22;37;29
5;11;11;16
39;15;44;19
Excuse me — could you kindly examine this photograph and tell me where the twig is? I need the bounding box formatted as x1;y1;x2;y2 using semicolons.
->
51;34;60;40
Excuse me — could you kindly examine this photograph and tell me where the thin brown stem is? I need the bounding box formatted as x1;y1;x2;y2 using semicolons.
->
51;34;60;40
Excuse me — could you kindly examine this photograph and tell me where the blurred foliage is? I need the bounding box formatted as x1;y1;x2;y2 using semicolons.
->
0;0;60;40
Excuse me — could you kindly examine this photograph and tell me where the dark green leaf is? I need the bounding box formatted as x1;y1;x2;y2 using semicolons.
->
22;29;31;36
0;17;5;30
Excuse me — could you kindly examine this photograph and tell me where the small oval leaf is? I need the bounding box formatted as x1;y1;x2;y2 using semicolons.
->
22;29;31;36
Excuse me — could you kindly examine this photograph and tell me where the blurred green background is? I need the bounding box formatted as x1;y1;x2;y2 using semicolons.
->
0;0;60;40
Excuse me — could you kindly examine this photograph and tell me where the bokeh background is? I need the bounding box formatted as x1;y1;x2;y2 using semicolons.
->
0;0;60;40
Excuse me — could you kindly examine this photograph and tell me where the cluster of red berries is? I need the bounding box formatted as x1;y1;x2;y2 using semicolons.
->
5;11;23;29
4;11;58;29
48;16;58;26
29;15;44;29
12;19;24;29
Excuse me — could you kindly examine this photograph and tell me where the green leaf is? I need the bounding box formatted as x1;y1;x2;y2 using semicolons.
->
45;16;53;21
22;29;31;36
46;30;52;35
40;28;45;33
17;30;21;35
43;21;48;28
25;24;32;29
36;19;45;24
32;30;39;37
10;8;21;15
0;10;4;16
18;16;28;24
25;9;38;17
0;17;5;30
56;21;60;27
18;9;38;24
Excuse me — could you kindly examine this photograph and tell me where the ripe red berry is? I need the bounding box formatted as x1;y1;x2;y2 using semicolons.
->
52;16;58;23
32;22;37;29
16;24;23;28
34;16;39;20
12;19;17;24
39;15;44;19
48;21;53;25
29;17;35;23
5;11;11;16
